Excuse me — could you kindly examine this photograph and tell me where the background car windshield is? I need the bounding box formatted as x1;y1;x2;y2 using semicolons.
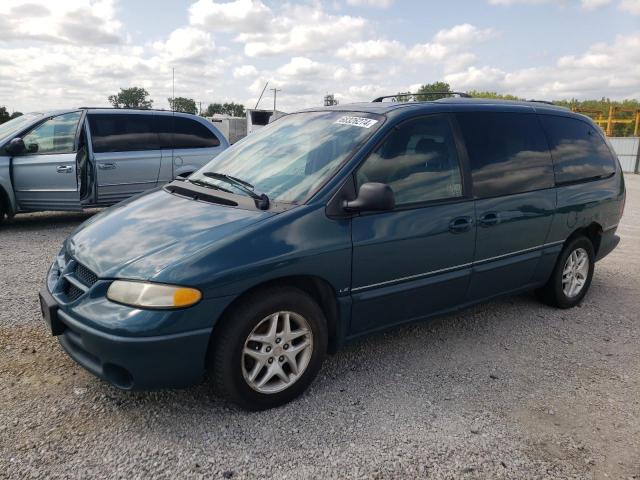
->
0;113;43;140
190;111;383;203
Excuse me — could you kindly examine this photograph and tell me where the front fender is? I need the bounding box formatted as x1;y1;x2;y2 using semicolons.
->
153;204;353;300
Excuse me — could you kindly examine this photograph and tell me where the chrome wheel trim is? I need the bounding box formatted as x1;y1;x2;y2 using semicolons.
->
562;247;589;298
241;311;313;394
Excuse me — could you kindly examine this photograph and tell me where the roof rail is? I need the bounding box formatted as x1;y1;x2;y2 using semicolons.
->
372;92;471;102
77;106;176;112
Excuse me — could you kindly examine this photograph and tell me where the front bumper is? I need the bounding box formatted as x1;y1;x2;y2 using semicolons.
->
40;285;212;390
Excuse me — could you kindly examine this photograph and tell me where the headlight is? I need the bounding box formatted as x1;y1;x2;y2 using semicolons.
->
107;280;202;309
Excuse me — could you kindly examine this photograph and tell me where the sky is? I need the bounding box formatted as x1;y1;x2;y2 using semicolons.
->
0;0;639;113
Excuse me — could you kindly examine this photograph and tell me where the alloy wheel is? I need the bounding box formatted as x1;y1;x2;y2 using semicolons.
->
241;311;314;394
562;247;589;298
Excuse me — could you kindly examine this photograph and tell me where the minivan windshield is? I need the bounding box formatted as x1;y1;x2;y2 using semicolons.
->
0;112;44;141
189;111;384;203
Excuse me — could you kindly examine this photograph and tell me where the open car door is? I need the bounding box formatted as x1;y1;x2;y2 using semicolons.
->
11;111;84;211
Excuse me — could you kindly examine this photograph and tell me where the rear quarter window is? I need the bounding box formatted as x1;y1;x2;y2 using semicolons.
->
540;115;616;185
455;112;554;198
172;117;220;149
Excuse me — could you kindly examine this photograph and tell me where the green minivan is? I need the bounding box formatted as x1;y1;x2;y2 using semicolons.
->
40;96;625;409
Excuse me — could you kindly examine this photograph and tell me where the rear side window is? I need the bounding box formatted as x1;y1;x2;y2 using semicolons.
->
172;117;220;149
540;115;616;185
88;114;159;153
456;112;554;198
357;115;463;205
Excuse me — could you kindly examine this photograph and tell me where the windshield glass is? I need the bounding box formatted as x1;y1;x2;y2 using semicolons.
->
0;113;44;140
189;111;384;203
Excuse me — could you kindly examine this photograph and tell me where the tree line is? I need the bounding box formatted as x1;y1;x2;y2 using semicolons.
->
107;87;246;117
398;82;639;137
0;107;23;124
3;84;639;136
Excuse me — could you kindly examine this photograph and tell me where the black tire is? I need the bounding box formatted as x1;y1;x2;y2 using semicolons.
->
209;286;328;410
537;236;595;309
0;196;5;225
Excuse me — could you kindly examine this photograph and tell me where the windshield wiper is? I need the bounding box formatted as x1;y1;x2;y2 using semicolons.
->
187;178;233;194
203;172;270;210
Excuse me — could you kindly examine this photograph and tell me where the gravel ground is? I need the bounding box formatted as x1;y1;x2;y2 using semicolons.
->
1;176;639;480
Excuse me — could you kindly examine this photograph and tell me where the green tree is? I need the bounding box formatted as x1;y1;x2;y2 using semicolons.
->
395;81;452;102
168;97;197;114
108;87;153;109
203;102;246;117
10;111;23;119
0;106;10;124
467;90;522;100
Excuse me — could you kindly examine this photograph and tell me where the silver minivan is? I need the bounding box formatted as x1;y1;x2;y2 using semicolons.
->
0;108;228;221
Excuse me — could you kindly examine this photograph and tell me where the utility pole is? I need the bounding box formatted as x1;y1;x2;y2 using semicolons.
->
271;88;281;113
172;67;175;110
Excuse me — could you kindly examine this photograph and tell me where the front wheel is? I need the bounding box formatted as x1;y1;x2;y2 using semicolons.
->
209;287;327;410
537;236;595;309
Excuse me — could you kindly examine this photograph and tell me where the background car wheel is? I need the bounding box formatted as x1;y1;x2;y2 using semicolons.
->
209;286;328;410
537;236;595;309
0;196;5;225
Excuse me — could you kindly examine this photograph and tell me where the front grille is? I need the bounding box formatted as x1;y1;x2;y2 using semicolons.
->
64;283;84;301
75;263;98;287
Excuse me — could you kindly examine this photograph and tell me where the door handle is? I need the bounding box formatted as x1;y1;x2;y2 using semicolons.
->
98;163;116;170
449;216;473;234
56;165;73;174
479;212;500;227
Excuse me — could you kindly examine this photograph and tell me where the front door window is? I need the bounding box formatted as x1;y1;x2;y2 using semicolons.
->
356;115;463;205
22;112;82;155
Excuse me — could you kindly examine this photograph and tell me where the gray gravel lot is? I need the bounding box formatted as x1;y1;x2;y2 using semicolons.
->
1;176;639;479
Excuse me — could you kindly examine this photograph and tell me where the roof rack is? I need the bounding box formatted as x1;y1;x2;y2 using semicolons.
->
372;92;471;102
526;99;555;105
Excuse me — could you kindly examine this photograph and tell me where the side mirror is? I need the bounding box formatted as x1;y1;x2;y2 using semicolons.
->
343;182;395;212
6;137;26;155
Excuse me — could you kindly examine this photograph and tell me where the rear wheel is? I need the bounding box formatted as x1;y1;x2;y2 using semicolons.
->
537;236;595;308
209;287;327;410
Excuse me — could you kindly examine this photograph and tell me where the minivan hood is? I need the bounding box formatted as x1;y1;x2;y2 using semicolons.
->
66;189;274;279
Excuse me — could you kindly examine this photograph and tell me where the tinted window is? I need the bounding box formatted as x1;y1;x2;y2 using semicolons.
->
173;117;220;149
357;115;463;205
22;112;81;154
541;115;615;184
88;114;159;153
456;112;554;198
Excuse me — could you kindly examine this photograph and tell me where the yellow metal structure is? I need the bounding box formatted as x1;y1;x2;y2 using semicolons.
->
572;106;640;137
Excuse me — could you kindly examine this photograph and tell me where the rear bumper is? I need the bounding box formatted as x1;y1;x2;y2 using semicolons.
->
40;285;213;390
596;231;620;262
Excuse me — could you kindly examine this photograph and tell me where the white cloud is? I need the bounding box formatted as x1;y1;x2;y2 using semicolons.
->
581;0;614;9
433;23;495;45
444;32;640;99
152;27;215;63
346;0;395;7
238;6;368;57
336;39;404;61
406;24;495;71
233;64;258;78
619;0;640;14
277;57;329;78
488;0;638;11
189;0;272;32
0;0;123;44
